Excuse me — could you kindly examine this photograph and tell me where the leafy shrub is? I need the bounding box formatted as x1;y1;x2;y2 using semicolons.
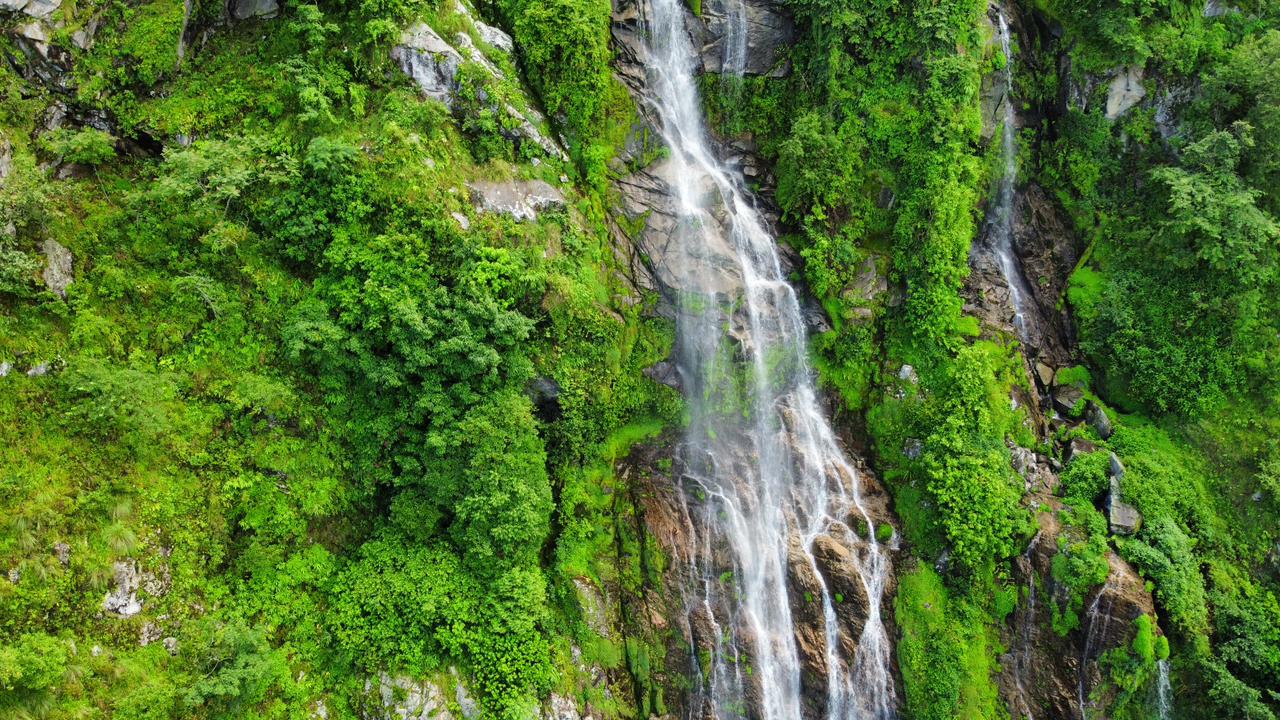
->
1060;450;1111;503
329;539;554;716
1120;516;1209;637
0;634;67;710
39;128;117;166
1050;502;1111;634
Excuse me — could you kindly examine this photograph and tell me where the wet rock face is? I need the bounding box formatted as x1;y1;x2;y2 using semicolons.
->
612;0;793;86
1000;502;1159;720
964;183;1082;363
611;158;745;299
694;0;793;77
614;433;902;720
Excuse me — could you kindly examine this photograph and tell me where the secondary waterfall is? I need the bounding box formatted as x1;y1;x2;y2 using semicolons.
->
636;0;896;717
985;10;1036;339
1013;533;1041;719
1156;659;1173;719
1077;584;1116;719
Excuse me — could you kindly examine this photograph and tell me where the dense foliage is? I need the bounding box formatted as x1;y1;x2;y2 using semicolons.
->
0;0;675;715
2;0;1278;715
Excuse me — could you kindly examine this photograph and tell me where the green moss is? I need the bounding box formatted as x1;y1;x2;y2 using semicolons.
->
895;564;1005;720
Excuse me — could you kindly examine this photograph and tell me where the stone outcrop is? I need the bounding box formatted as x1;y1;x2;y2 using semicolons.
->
391;16;567;161
392;23;461;106
964;184;1082;363
1085;401;1113;439
3;0;70;76
1105;66;1146;120
366;674;454;720
467;179;565;222
102;560;144;617
1106;454;1142;536
41;238;73;298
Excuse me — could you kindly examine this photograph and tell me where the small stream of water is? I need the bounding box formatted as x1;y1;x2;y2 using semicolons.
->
1156;659;1173;719
986;9;1037;340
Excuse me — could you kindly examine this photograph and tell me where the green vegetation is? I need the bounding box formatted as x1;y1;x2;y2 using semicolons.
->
895;564;1008;720
2;0;1279;715
0;0;675;715
1029;2;1280;716
1050;503;1111;635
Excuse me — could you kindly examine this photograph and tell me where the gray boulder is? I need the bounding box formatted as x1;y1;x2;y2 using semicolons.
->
1085;401;1113;439
1105;66;1146;120
42;238;73;298
467;179;565;222
1034;361;1054;388
392;23;464;108
230;0;278;19
1107;454;1141;535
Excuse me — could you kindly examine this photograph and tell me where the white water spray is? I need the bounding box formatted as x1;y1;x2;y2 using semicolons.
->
1012;533;1040;719
635;0;896;717
986;10;1037;339
1077;584;1116;720
1156;659;1173;720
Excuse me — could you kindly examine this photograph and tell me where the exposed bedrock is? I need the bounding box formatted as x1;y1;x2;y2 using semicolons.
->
612;0;792;92
964;182;1083;364
999;504;1158;720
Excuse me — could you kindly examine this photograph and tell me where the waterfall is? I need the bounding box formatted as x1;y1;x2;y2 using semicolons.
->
636;0;896;717
1077;584;1116;720
1156;659;1173;720
985;9;1036;339
1012;532;1040;719
723;0;749;78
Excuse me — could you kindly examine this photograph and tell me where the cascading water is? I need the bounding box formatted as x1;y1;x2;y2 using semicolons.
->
985;9;1037;339
1012;533;1041;720
1077;584;1116;719
723;0;749;80
635;0;896;717
1156;659;1173;720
